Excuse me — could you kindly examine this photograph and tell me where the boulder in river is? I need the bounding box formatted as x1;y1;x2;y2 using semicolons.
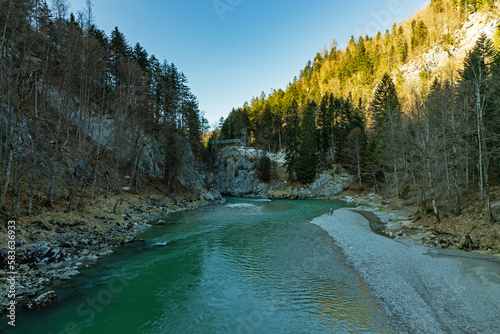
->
26;291;57;310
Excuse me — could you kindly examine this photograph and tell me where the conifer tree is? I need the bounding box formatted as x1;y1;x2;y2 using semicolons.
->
294;101;318;183
110;26;130;84
220;107;250;142
317;94;332;167
184;94;204;155
371;73;401;138
258;154;272;182
284;99;300;178
370;73;402;194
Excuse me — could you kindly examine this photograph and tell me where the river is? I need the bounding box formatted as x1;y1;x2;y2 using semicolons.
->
5;198;396;333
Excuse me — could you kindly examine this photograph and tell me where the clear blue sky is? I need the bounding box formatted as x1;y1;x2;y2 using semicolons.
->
68;0;428;126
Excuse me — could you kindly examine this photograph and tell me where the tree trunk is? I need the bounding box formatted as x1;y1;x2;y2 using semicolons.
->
0;104;21;211
66;160;91;212
91;111;104;205
477;86;484;204
28;155;37;216
10;158;21;216
450;94;461;214
357;151;362;187
427;156;440;222
47;113;63;206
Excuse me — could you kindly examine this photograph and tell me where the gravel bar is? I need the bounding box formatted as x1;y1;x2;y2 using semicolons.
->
312;208;500;334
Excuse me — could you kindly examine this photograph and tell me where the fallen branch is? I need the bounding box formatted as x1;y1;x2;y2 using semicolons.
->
113;198;136;214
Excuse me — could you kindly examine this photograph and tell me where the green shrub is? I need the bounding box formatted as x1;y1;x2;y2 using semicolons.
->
424;205;434;215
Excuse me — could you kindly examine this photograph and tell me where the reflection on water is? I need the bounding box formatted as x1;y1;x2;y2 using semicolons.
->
5;198;395;334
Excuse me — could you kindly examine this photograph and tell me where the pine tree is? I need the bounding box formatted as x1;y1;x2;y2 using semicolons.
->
317;94;332;166
354;37;370;74
329;95;343;162
371;73;401;138
411;19;428;50
284;99;300;178
258;154;272;182
220;107;250;142
364;138;381;193
133;43;149;72
184;94;203;155
294;101;318;183
370;73;402;195
488;42;500;188
109;26;130;84
342;97;367;182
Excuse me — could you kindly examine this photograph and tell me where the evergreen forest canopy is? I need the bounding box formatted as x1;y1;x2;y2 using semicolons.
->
215;0;500;221
0;0;209;216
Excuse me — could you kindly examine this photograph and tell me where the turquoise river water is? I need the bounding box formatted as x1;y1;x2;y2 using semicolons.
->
4;198;396;333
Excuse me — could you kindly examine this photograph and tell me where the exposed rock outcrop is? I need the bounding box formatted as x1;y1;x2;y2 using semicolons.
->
212;146;352;198
211;147;269;196
176;145;224;202
400;12;499;82
267;172;352;199
46;88;222;201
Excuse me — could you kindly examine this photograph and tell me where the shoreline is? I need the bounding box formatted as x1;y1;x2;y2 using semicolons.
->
334;192;500;256
0;194;224;314
312;208;500;333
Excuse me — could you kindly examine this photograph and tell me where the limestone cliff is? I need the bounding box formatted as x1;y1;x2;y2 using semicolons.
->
210;146;352;198
400;12;499;82
45;88;222;202
209;147;269;196
267;172;353;199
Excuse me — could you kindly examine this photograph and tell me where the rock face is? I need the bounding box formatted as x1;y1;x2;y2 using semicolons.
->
212;147;268;196
212;146;352;198
302;172;352;198
46;88;222;202
267;172;352;199
176;145;224;202
400;12;499;82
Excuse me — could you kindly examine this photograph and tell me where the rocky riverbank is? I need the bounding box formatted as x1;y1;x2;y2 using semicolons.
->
333;191;500;256
0;193;224;314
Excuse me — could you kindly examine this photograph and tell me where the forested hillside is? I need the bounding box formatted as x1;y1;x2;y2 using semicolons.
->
0;0;210;218
216;0;500;223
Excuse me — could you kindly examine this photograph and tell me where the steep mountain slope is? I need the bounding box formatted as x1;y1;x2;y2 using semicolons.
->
401;10;500;82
